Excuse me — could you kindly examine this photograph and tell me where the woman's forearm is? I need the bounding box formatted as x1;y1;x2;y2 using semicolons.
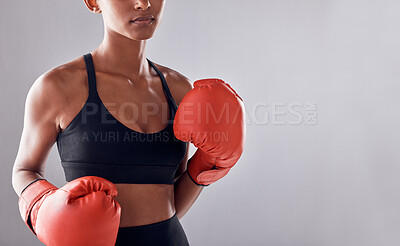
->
174;170;204;220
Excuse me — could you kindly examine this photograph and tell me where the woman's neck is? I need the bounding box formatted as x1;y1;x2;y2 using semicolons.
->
92;29;151;81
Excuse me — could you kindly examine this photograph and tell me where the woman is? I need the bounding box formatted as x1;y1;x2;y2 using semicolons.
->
12;0;245;245
12;0;203;245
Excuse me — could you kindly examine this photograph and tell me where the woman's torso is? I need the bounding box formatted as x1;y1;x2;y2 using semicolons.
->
53;54;187;227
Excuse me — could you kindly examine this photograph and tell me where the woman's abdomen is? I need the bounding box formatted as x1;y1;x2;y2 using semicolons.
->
114;183;176;227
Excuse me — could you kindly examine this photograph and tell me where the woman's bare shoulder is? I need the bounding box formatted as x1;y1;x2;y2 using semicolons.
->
151;62;193;106
33;56;87;101
39;56;86;89
26;56;88;127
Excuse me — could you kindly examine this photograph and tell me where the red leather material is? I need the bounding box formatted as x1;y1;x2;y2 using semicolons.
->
173;78;246;186
18;179;57;234
18;176;121;246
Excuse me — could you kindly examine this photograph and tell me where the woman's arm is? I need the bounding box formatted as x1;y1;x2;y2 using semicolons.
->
174;144;204;220
165;70;204;219
12;71;64;195
174;171;204;220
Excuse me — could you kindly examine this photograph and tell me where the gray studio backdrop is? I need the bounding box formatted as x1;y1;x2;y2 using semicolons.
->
1;0;400;245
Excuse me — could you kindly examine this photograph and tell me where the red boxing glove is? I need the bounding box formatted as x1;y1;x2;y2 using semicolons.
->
173;79;246;186
18;176;121;246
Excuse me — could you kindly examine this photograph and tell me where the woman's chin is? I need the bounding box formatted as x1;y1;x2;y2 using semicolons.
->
128;33;154;41
121;28;155;41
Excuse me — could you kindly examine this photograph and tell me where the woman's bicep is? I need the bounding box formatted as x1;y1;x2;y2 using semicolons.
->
13;73;63;185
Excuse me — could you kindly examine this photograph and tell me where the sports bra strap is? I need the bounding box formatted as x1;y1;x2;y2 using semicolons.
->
83;53;98;97
147;59;178;113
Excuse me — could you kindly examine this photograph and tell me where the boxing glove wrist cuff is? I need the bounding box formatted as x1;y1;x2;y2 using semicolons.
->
186;151;215;186
19;178;45;195
186;169;210;187
18;179;57;235
187;150;233;186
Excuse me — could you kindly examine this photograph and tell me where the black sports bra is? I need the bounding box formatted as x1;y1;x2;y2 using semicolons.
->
56;53;187;184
